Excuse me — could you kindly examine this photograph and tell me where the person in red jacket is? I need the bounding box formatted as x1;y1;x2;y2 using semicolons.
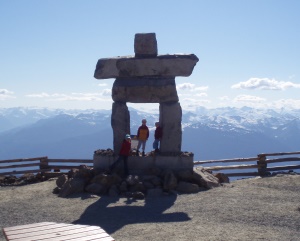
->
136;119;149;156
110;134;131;176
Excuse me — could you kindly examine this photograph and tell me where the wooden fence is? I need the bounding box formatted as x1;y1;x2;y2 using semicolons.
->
0;157;93;176
1;151;300;178
194;151;300;177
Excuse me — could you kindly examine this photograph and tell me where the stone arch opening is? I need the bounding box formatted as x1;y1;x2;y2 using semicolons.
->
128;103;159;153
111;100;183;155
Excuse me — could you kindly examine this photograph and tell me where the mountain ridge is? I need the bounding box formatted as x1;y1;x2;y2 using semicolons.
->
1;106;300;160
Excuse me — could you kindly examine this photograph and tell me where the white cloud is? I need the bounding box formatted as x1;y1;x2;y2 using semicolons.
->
0;89;13;95
180;98;211;111
98;83;108;87
194;86;209;91
195;93;208;97
219;96;230;101
26;92;50;98
272;99;300;109
101;89;111;96
26;92;111;102
182;97;197;102
181;97;210;102
177;83;195;90
177;82;208;91
233;94;266;103
182;97;210;105
231;77;300;90
0;89;15;100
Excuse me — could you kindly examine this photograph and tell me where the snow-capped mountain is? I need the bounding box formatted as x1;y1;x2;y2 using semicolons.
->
0;107;110;133
0;106;300;160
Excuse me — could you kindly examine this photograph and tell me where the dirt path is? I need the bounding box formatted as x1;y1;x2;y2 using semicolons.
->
1;174;300;241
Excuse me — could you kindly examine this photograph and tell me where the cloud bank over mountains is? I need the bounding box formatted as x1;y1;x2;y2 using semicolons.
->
231;77;300;90
0;89;15;100
1;75;300;111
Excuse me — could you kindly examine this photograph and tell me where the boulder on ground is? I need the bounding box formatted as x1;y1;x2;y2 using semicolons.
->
56;174;68;188
59;178;86;198
214;173;230;183
176;169;194;182
193;167;221;189
126;175;140;186
52;164;225;198
108;185;119;197
163;170;178;191
85;183;107;194
129;182;146;193
91;173;119;187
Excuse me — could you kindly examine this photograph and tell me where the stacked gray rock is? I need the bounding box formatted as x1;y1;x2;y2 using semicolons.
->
94;33;199;154
54;165;225;198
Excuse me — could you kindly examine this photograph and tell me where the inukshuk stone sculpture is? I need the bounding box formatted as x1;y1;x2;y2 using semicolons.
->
94;33;198;155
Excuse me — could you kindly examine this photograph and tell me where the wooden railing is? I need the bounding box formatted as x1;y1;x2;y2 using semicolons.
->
1;151;300;178
194;151;300;177
0;157;93;176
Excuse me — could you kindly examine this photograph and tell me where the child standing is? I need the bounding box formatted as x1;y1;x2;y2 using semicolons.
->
153;122;163;152
136;119;149;156
110;134;131;176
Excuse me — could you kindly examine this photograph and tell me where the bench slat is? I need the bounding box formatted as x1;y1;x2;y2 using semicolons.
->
3;222;114;241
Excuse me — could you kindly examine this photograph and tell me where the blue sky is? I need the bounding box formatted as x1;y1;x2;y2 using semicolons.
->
1;0;300;112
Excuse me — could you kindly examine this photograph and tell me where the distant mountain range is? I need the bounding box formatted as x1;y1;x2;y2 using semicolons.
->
1;106;300;161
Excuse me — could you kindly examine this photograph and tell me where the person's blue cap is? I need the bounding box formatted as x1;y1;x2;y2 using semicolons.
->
125;134;131;139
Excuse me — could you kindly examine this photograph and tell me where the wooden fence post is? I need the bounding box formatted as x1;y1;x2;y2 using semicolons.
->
257;154;267;177
39;157;49;173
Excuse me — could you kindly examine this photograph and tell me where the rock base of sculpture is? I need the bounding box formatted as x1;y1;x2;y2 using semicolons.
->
93;154;194;175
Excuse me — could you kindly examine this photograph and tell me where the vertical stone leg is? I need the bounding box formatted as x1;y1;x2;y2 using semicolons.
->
159;102;182;154
111;102;130;155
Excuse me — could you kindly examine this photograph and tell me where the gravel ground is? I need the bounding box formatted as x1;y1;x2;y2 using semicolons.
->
0;174;300;241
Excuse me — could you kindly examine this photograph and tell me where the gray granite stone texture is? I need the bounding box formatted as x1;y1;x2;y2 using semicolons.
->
94;54;199;79
93;154;194;174
159;102;182;153
111;102;130;154
134;33;157;57
112;77;178;103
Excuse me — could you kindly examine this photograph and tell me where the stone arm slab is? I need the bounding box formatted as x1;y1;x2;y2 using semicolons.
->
94;54;199;79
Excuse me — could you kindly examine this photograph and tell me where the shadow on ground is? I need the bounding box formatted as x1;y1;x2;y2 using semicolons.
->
73;194;190;234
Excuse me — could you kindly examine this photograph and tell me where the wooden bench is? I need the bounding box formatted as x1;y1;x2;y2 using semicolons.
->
2;222;115;241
